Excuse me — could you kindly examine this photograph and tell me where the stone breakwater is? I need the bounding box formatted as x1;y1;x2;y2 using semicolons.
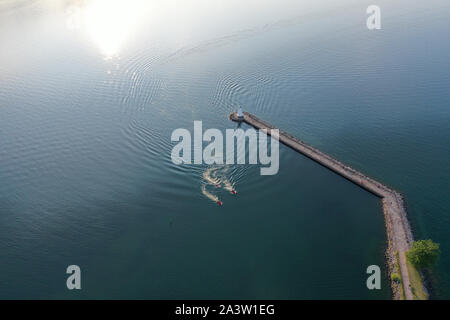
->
230;111;420;300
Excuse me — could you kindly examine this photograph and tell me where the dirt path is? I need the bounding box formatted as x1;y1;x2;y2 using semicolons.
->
398;251;414;299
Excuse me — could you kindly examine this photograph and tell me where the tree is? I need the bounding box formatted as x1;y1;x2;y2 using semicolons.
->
406;239;440;270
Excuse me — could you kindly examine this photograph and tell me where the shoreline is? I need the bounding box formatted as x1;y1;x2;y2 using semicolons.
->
230;111;424;300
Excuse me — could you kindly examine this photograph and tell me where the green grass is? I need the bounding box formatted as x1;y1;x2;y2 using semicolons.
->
395;251;405;300
405;257;428;300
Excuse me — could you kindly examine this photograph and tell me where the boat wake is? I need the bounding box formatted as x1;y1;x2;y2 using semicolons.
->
201;185;222;206
201;166;238;205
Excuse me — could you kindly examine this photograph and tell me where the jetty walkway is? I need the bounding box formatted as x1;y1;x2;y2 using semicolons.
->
230;111;416;300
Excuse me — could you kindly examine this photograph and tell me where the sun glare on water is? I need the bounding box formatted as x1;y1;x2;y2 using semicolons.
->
66;0;149;59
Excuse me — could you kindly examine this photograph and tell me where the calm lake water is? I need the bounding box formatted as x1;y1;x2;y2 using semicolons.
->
0;0;449;299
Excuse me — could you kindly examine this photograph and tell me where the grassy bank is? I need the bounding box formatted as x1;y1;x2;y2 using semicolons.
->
405;257;428;300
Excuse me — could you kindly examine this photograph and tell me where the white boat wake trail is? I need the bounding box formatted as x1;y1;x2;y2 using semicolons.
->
201;166;237;206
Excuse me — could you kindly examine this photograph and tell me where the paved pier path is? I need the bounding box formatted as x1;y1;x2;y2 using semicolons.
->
230;111;415;300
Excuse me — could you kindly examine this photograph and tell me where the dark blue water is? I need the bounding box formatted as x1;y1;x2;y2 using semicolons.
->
0;0;448;299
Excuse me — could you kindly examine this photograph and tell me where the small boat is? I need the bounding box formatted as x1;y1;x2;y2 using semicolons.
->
216;200;223;206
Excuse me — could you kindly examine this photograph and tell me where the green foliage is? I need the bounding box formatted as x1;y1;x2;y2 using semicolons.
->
391;272;401;283
406;239;440;270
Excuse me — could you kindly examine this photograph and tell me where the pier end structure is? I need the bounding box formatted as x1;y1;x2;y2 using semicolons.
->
230;111;418;300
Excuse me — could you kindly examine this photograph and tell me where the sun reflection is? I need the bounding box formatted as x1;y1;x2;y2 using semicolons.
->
66;0;147;59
